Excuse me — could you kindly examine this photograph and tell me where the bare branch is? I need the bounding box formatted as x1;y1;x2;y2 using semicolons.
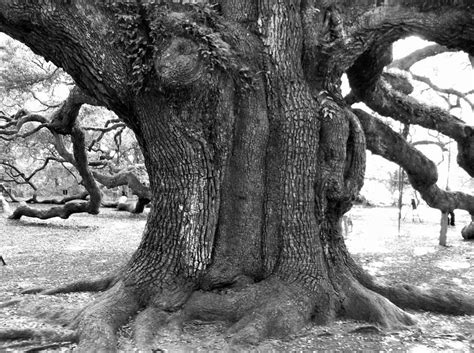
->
0;161;37;190
388;44;455;71
84;123;126;133
412;139;450;152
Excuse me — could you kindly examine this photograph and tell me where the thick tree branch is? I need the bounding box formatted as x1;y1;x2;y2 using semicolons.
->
92;169;149;197
0;110;49;138
345;3;474;56
355;108;474;215
347;41;474;177
365;80;469;140
93;168;151;213
0;1;131;114
303;1;474;94
369;82;474;176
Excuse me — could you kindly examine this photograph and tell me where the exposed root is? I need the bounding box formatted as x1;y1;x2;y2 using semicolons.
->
341;280;415;329
134;307;169;351
227;290;314;345
71;281;140;351
0;327;76;342
0;341;74;352
185;277;316;345
21;274;117;295
351;263;474;315
0;298;21;308
134;307;186;351
368;283;474;315
5;271;471;350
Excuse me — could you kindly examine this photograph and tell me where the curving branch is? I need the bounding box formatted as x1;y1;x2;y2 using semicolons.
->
0;156;67;191
0;1;131;116
347;42;474;177
355;108;474;215
0;110;49;139
93;168;151;213
388;45;474;108
8;88;102;220
87;119;125;151
411;139;450;153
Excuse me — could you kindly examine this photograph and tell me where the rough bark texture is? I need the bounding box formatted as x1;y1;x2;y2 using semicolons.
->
1;0;473;350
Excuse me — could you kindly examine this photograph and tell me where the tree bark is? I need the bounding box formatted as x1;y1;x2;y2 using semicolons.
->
1;0;473;350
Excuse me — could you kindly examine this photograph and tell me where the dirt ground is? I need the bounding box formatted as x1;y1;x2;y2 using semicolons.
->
1;204;473;352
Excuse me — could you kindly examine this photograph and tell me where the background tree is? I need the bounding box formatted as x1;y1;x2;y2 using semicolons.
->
0;1;473;351
0;36;151;216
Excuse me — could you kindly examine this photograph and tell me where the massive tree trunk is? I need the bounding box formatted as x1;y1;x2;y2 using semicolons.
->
1;0;473;350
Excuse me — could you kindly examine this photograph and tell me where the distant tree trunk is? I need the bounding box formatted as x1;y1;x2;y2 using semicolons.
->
439;212;448;246
0;1;473;350
398;125;409;233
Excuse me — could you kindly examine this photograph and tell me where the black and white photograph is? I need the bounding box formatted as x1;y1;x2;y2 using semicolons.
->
0;1;473;351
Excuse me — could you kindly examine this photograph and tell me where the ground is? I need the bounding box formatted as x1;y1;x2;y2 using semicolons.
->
0;204;473;351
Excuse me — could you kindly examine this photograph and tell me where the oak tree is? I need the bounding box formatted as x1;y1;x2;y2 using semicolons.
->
1;0;473;350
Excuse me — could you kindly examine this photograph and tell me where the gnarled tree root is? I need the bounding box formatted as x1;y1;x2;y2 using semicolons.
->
71;278;415;349
0;327;76;342
10;275;472;350
0;298;21;308
133;307;186;351
20;274;117;295
71;281;140;351
366;282;474;315
340;280;415;328
351;267;474;315
186;277;317;345
184;276;415;345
